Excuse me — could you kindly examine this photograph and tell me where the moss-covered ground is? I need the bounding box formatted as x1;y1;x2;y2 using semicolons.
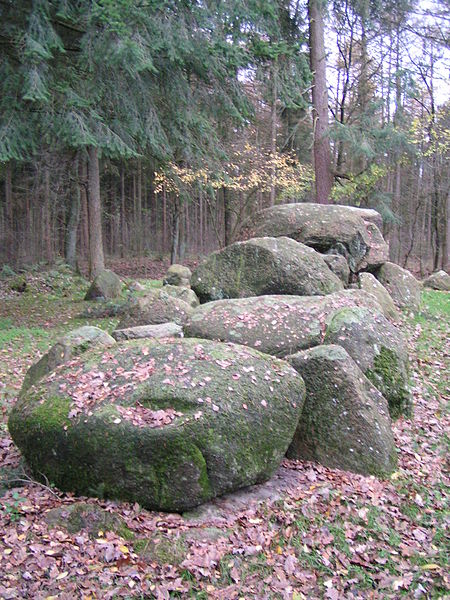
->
0;265;448;599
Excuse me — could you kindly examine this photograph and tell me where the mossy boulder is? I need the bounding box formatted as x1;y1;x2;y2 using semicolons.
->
84;269;122;300
8;338;304;512
117;288;193;329
240;203;388;273
191;237;343;302
376;262;421;311
163;264;192;287
21;326;116;394
322;253;350;286
287;345;396;477
184;290;383;358
324;307;412;419
358;272;398;320
423;270;450;291
162;284;199;308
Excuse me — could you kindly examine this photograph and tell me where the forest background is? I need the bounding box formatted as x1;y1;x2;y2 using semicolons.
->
0;0;449;277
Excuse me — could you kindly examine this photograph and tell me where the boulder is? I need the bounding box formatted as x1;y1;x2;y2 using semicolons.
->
286;345;396;477
117;288;193;329
322;253;350;286
191;237;343;303
163;284;199;308
360;222;390;271
324;307;412;419
344;206;384;230
163;264;192;287
85;270;122;300
240;203;388;273
376;262;421;311
112;323;183;341
184;290;382;358
358;272;398;320
21;326;116;394
423;270;450;291
9;338;305;512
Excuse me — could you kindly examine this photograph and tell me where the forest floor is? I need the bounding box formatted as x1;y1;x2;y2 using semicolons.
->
0;264;448;600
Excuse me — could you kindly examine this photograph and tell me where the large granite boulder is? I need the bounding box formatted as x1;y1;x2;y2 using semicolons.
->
191;237;343;302
84;270;122;300
117;289;193;329
21;326;116;394
184;290;382;358
9;338;305;512
240;203;388;273
358;272;398;320
423;270;450;291
287;345;396;477
163;264;192;287
376;262;421;311
322;253;350;286
324;307;412;419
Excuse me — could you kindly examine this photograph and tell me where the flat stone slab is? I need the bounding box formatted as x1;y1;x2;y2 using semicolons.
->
184;290;382;358
112;323;183;341
240;203;388;273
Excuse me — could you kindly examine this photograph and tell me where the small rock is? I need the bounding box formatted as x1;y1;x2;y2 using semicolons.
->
163;264;192;287
85;269;122;300
423;270;450;291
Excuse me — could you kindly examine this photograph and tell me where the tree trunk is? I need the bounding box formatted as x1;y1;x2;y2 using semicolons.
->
43;168;53;262
269;60;278;207
65;157;81;270
87;147;105;278
5;162;13;262
170;199;180;264
308;0;333;204
223;187;234;247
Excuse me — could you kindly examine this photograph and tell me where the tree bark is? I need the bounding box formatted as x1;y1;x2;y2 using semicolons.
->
87;147;105;278
65;156;81;270
170;199;180;264
308;0;333;204
223;187;234;247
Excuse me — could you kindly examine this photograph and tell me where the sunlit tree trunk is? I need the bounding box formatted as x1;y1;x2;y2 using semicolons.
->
308;0;333;204
87;147;105;278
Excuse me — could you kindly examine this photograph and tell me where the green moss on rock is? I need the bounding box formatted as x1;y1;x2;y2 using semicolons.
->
8;338;305;512
366;347;413;420
324;306;412;420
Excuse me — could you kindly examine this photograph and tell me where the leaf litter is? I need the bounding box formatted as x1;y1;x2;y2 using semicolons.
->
0;284;448;599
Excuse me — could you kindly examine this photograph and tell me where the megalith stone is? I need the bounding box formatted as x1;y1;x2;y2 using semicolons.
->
324;307;412;419
240;203;388;273
191;237;343;302
376;262;421;311
21;326;116;394
286;345;396;477
184;290;383;358
9;338;305;512
358;272;398;320
117;288;193;329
